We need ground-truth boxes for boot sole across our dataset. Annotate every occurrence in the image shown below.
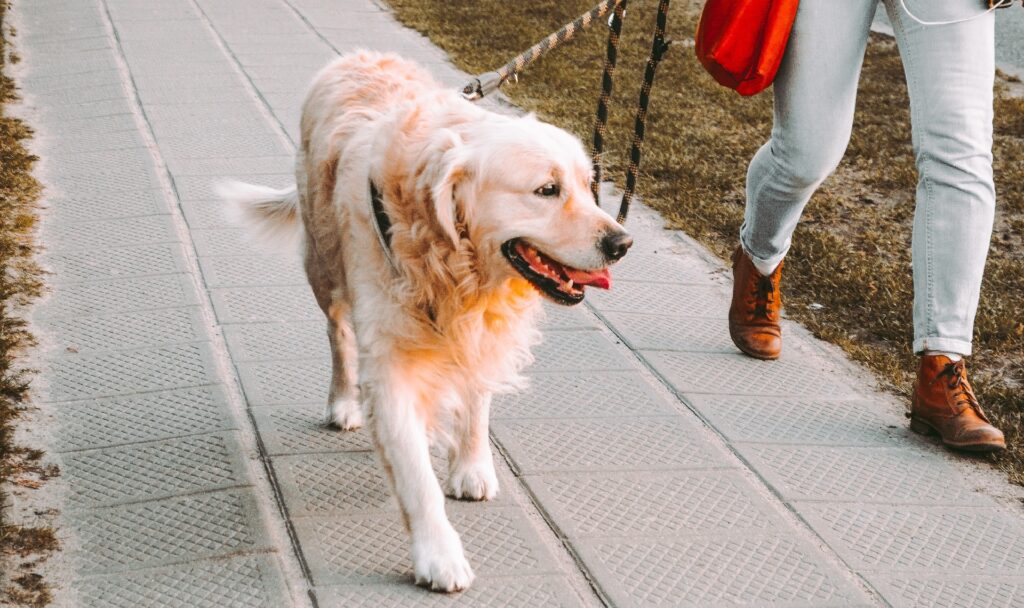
[909,416,1006,453]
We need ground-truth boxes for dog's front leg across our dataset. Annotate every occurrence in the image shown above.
[447,391,499,501]
[365,373,474,592]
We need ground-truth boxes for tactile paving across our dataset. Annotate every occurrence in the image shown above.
[599,311,735,352]
[588,282,729,317]
[689,395,904,445]
[611,252,720,285]
[43,307,207,354]
[46,244,189,283]
[45,215,178,251]
[491,416,727,473]
[527,330,635,372]
[189,228,254,257]
[222,320,328,362]
[236,358,330,405]
[802,504,1024,573]
[643,351,857,397]
[577,533,868,607]
[73,555,289,608]
[316,576,584,608]
[250,405,373,455]
[492,371,678,419]
[740,445,990,505]
[52,385,234,452]
[180,199,236,229]
[540,302,596,329]
[525,470,778,539]
[198,254,305,287]
[36,274,199,319]
[210,286,322,323]
[295,507,558,585]
[44,187,167,223]
[71,489,270,576]
[866,574,1024,608]
[276,452,395,517]
[59,432,248,509]
[43,342,219,402]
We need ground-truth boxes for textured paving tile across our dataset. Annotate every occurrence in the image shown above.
[42,343,220,402]
[588,282,728,316]
[52,385,235,452]
[611,251,719,285]
[44,187,168,223]
[250,405,373,455]
[576,533,870,607]
[316,576,584,608]
[198,253,305,287]
[801,504,1024,574]
[36,274,200,319]
[236,358,330,406]
[739,445,992,505]
[865,573,1024,608]
[58,432,250,509]
[689,394,905,446]
[599,311,735,352]
[70,489,271,576]
[541,302,596,329]
[209,285,322,323]
[294,507,561,585]
[491,417,730,474]
[493,371,678,419]
[45,244,191,284]
[190,228,253,257]
[73,555,290,608]
[528,329,636,372]
[43,306,208,354]
[44,215,179,251]
[644,350,858,397]
[525,470,780,539]
[222,320,328,362]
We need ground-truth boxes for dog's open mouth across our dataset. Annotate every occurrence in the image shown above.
[502,239,611,305]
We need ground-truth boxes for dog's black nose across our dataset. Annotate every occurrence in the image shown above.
[600,231,633,262]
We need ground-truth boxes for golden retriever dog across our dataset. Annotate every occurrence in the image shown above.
[219,51,632,592]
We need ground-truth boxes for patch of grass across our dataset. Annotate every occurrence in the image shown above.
[1,1,55,605]
[387,1,1024,480]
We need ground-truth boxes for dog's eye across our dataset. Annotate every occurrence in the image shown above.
[534,183,560,197]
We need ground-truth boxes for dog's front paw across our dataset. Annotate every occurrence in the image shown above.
[446,459,499,501]
[323,397,363,430]
[412,526,475,592]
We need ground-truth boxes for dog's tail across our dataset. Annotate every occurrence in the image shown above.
[216,180,303,251]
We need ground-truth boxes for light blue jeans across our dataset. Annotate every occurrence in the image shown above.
[740,0,996,355]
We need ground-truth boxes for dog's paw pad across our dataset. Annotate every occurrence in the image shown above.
[323,399,363,431]
[446,462,499,501]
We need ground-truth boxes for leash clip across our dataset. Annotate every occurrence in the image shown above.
[461,71,502,101]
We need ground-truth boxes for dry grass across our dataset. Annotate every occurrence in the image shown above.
[1,1,56,605]
[386,0,1024,481]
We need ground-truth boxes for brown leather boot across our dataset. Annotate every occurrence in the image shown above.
[728,246,782,360]
[909,355,1005,452]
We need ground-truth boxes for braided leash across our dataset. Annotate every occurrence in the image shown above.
[591,1,629,202]
[461,0,625,101]
[462,0,673,225]
[618,0,672,223]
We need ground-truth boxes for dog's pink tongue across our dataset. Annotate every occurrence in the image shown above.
[565,267,611,290]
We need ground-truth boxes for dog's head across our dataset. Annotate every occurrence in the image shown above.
[426,112,632,305]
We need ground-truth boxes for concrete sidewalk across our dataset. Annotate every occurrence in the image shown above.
[10,0,1024,606]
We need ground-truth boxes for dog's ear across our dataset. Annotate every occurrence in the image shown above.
[430,130,468,245]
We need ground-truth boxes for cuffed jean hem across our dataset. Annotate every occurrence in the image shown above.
[739,235,788,275]
[913,336,973,357]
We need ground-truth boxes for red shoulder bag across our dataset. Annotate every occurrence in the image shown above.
[694,0,800,96]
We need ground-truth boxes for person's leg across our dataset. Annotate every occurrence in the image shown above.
[741,0,879,271]
[731,0,878,360]
[885,0,1003,451]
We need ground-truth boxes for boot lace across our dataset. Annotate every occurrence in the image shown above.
[936,360,982,414]
[751,275,775,320]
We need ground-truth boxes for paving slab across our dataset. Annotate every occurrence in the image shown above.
[13,0,1024,606]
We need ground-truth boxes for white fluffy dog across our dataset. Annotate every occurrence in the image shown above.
[219,51,632,592]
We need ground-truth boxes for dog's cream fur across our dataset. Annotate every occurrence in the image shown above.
[219,51,627,592]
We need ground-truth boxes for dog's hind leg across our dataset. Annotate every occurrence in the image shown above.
[446,391,499,501]
[324,298,362,430]
[366,369,475,592]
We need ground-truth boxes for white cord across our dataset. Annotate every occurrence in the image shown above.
[898,0,1010,26]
